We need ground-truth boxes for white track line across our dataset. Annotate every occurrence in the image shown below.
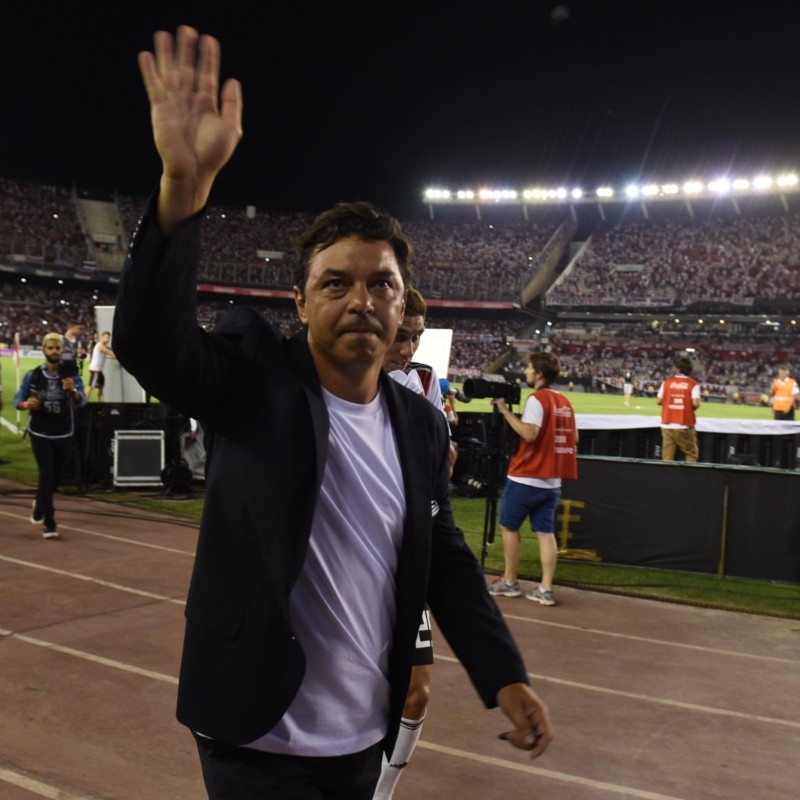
[0,553,187,603]
[502,611,800,665]
[0,765,98,800]
[434,654,800,731]
[417,741,690,800]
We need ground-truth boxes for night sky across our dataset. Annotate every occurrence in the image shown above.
[3,1,799,219]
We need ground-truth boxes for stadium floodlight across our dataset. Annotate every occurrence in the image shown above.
[480,188,517,201]
[523,188,550,200]
[423,168,800,207]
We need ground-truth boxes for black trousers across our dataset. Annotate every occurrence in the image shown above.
[194,734,383,800]
[30,434,72,529]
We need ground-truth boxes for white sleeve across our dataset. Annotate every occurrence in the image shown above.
[423,366,446,418]
[521,395,543,426]
[388,369,424,395]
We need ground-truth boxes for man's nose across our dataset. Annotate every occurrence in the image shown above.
[397,339,414,358]
[348,285,374,313]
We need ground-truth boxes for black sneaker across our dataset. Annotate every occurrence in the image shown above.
[42,526,59,539]
[31,500,44,525]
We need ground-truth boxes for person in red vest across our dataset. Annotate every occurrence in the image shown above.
[487,352,578,607]
[657,356,701,462]
[769,365,799,420]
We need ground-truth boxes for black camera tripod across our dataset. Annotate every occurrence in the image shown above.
[479,406,512,569]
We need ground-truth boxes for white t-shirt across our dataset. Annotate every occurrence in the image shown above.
[247,387,405,756]
[89,341,108,372]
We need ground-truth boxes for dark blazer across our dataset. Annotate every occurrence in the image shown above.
[113,199,529,753]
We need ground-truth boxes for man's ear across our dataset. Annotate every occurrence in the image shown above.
[293,285,308,325]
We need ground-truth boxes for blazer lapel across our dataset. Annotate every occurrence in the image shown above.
[286,331,329,485]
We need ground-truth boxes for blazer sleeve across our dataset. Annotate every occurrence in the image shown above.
[112,192,270,422]
[424,410,530,708]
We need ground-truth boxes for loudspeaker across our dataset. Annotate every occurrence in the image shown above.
[113,430,164,487]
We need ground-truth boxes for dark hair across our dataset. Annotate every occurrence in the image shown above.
[404,285,426,319]
[675,356,693,375]
[529,351,561,385]
[293,201,413,290]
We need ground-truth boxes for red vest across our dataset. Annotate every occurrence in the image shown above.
[660,375,698,427]
[507,389,578,480]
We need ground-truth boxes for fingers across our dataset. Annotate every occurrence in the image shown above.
[138,26,201,97]
[499,723,552,758]
[197,32,220,109]
[175,25,200,91]
[220,79,244,138]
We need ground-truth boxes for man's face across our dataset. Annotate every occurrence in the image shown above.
[43,340,63,364]
[383,314,425,373]
[779,368,789,379]
[524,362,538,386]
[294,236,406,374]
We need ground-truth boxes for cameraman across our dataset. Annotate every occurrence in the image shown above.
[14,331,87,538]
[487,352,578,607]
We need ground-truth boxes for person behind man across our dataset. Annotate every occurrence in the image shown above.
[656,356,701,462]
[769,364,799,421]
[487,352,578,607]
[13,332,87,538]
[442,383,459,430]
[61,322,87,377]
[374,285,446,800]
[623,369,633,406]
[112,26,552,800]
[87,331,115,402]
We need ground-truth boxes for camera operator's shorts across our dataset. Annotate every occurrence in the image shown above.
[499,478,561,534]
[88,370,105,389]
[413,604,434,666]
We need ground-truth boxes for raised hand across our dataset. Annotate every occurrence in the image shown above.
[138,26,243,234]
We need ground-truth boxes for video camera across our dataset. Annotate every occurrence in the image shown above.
[461,377,521,405]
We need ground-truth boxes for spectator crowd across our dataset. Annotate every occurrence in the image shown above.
[2,175,800,399]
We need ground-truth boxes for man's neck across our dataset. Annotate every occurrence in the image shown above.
[316,362,382,404]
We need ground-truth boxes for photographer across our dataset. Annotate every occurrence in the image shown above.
[487,352,578,607]
[14,332,87,538]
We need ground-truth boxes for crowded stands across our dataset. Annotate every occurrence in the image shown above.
[2,175,800,399]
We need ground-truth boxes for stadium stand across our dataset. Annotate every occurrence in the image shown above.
[2,176,800,401]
